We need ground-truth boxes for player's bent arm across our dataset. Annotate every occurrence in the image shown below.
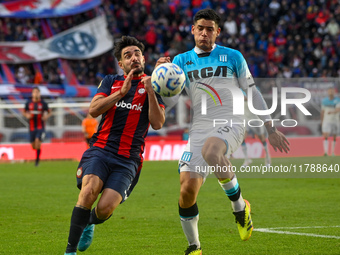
[246,86,290,153]
[90,69,136,117]
[89,92,123,118]
[246,85,271,122]
[264,122,290,153]
[162,94,180,113]
[24,111,32,119]
[148,97,165,130]
[43,110,53,121]
[327,107,340,114]
[141,76,165,130]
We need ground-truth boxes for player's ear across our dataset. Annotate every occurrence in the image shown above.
[191,25,195,35]
[216,27,221,37]
[118,61,123,69]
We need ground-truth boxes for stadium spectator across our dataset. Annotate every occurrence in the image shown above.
[15,66,31,84]
[33,70,44,85]
[24,87,52,166]
[327,18,340,37]
[64,36,166,255]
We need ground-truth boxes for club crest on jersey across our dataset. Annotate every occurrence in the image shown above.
[219,55,228,62]
[138,88,146,95]
[76,167,83,178]
[181,151,192,162]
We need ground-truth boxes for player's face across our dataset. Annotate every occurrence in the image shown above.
[119,46,145,76]
[32,88,40,101]
[328,88,335,98]
[192,19,220,52]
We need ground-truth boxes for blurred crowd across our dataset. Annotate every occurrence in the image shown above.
[1,0,340,86]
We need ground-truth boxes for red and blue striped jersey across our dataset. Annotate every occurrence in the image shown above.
[90,74,165,161]
[24,99,50,131]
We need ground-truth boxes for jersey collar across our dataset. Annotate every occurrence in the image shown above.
[194,44,216,54]
[123,73,147,80]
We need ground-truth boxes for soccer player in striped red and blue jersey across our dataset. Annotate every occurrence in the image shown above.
[64,36,166,255]
[24,86,51,166]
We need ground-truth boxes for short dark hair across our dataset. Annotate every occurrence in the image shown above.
[194,8,221,26]
[32,86,40,91]
[113,36,145,61]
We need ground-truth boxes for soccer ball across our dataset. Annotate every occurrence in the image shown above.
[151,63,186,97]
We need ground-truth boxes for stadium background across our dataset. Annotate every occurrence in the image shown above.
[0,0,339,160]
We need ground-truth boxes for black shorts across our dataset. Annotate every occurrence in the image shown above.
[29,129,45,143]
[76,147,141,203]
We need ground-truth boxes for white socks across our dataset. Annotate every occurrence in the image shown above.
[180,215,200,247]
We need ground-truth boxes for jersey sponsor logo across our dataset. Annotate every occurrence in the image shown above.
[187,66,228,82]
[115,100,143,111]
[30,110,41,114]
[184,60,194,66]
[219,54,228,62]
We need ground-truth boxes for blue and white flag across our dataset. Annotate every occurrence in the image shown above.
[0,15,113,63]
[0,0,101,18]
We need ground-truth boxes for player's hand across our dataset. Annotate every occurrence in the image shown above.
[25,113,32,119]
[155,57,170,67]
[268,130,290,153]
[141,76,154,94]
[121,68,137,96]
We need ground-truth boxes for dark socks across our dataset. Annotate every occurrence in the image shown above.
[89,207,111,225]
[65,207,91,253]
[35,149,41,165]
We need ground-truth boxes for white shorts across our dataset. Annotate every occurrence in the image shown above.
[178,125,245,178]
[322,122,339,135]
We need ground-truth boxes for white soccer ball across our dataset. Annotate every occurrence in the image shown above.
[151,63,186,97]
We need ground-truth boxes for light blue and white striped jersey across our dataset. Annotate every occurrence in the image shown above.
[321,96,340,123]
[173,44,254,130]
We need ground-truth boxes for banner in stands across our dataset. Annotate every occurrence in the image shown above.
[0,15,113,63]
[0,0,101,18]
[0,137,337,162]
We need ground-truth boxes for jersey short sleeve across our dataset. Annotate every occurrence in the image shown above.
[96,75,117,97]
[42,100,49,112]
[233,50,255,90]
[24,101,29,112]
[172,55,183,69]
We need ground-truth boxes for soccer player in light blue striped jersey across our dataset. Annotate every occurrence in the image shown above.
[160,9,290,255]
[321,87,340,156]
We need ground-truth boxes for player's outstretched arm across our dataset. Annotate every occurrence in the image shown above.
[265,122,290,153]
